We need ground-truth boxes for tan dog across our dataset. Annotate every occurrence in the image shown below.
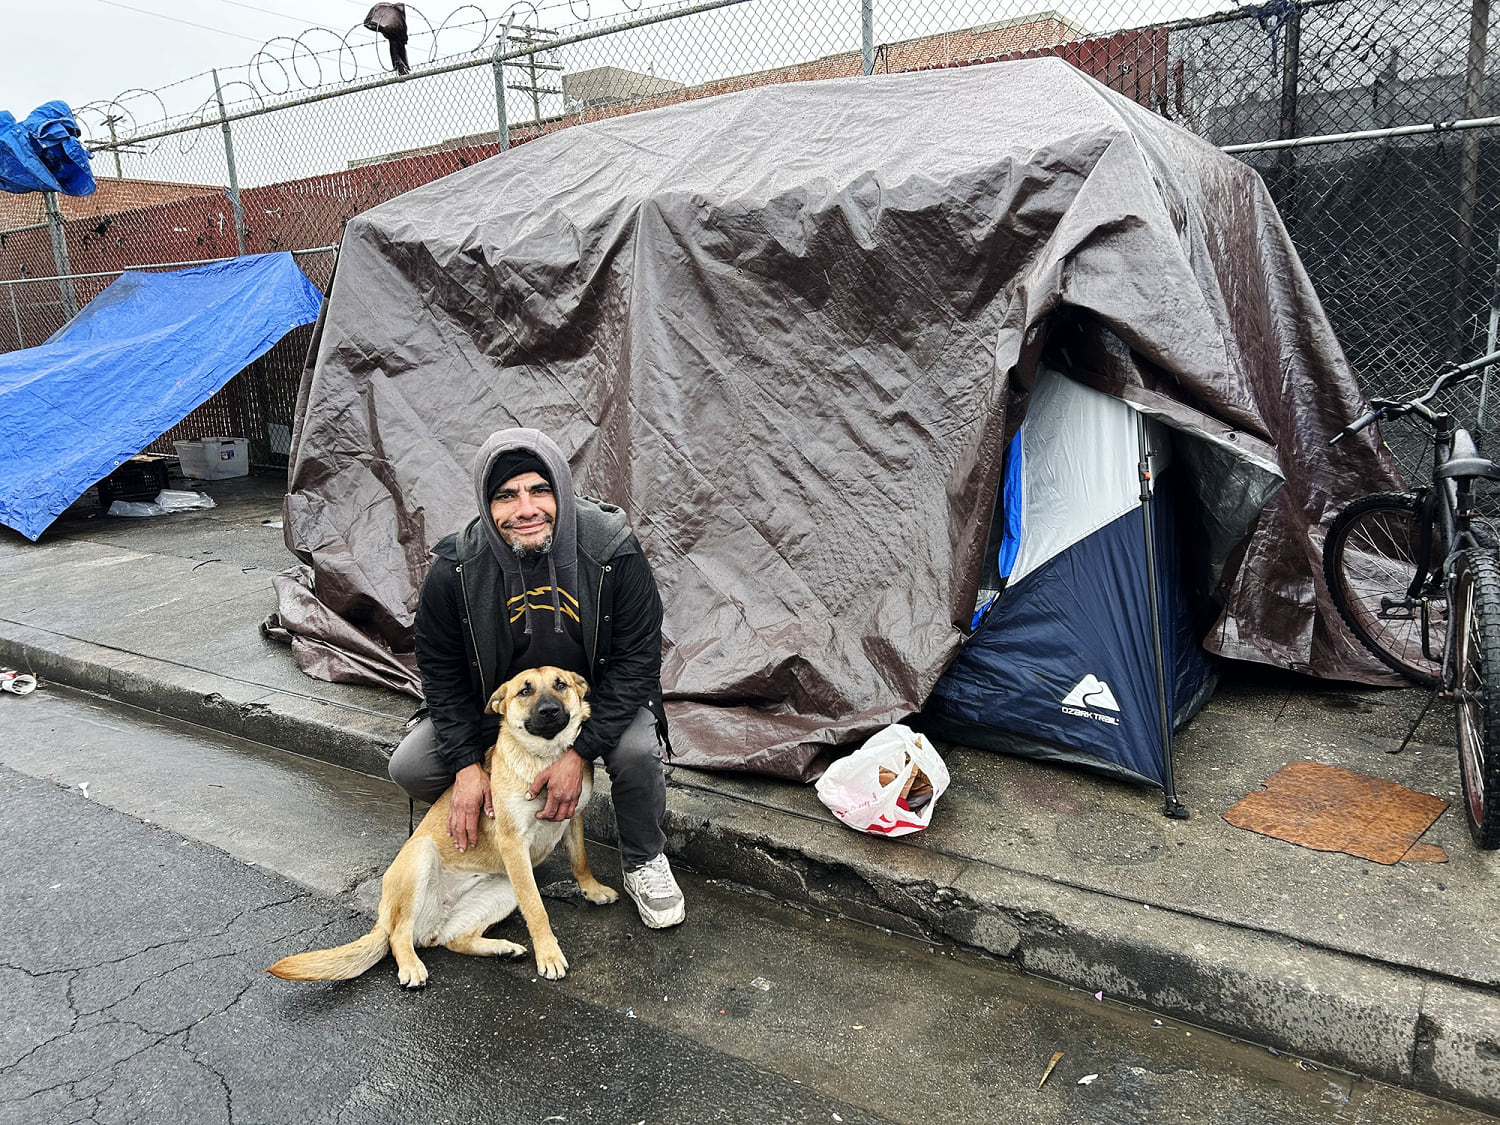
[269,667,616,987]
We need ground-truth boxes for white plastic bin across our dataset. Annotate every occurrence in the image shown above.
[174,437,250,480]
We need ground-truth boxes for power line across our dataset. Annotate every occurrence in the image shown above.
[88,0,268,44]
[206,0,345,28]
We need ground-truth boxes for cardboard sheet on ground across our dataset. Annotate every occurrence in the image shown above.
[1224,760,1448,864]
[0,253,322,541]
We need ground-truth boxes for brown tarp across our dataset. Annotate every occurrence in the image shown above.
[271,59,1398,779]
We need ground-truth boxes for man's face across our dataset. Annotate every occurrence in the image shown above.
[490,471,557,555]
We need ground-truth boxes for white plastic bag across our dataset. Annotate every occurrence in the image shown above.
[815,723,950,836]
[106,490,217,519]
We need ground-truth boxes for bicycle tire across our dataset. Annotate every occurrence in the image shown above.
[1323,492,1445,688]
[1451,551,1500,848]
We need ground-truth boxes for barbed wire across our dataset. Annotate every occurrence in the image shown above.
[73,0,665,152]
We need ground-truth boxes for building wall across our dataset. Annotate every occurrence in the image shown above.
[0,176,222,234]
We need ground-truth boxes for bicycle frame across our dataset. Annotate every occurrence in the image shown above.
[1331,351,1500,670]
[1329,350,1500,846]
[1363,357,1500,680]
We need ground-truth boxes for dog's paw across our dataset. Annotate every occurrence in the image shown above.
[492,939,527,958]
[582,882,618,905]
[397,957,429,989]
[535,942,569,980]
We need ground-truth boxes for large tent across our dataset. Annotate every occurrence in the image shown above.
[272,59,1396,781]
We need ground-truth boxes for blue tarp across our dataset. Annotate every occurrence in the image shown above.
[0,253,323,540]
[0,101,95,196]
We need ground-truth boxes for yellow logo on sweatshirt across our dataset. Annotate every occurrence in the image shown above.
[507,586,580,624]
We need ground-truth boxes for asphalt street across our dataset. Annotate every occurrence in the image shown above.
[0,686,1491,1124]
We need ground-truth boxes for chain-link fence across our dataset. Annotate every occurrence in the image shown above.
[3,0,1498,475]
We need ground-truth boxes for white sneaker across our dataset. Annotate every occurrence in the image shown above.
[622,853,685,928]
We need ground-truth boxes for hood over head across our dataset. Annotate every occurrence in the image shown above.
[472,428,578,636]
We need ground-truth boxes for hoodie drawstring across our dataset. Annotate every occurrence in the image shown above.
[547,553,564,633]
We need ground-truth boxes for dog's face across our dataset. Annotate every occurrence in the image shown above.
[484,666,590,751]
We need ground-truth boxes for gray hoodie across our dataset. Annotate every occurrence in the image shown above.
[473,428,579,641]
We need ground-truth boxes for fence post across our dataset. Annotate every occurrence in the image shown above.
[1454,0,1491,358]
[213,69,249,256]
[1272,3,1302,219]
[42,192,78,321]
[7,283,24,349]
[861,0,874,75]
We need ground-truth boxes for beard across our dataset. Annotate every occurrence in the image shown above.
[506,532,555,561]
[501,514,555,561]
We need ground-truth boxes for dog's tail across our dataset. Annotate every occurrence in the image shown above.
[268,926,390,981]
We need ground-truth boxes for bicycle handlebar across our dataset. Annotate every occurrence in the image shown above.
[1332,408,1382,444]
[1331,349,1500,445]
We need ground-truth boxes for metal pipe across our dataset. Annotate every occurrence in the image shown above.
[1221,113,1500,153]
[42,192,78,321]
[213,69,249,256]
[862,0,874,76]
[1481,229,1500,432]
[8,283,23,350]
[0,245,337,288]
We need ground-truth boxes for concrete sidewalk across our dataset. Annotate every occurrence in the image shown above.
[1,472,1497,1113]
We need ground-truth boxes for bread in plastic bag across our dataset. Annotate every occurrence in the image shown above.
[814,723,949,836]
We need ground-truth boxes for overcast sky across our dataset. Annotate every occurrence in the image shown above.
[3,0,1244,125]
[1,0,666,121]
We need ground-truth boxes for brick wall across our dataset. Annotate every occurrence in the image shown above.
[0,176,223,234]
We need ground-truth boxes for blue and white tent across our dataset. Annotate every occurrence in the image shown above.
[921,364,1268,810]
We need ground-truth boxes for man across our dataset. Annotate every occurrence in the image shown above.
[388,427,684,928]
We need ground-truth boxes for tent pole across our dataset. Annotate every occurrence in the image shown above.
[1137,412,1189,819]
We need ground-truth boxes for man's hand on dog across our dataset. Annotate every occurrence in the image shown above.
[528,748,586,821]
[448,762,494,852]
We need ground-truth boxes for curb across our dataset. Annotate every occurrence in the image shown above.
[0,620,399,776]
[5,621,1497,1114]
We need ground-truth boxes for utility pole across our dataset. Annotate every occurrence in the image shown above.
[509,27,562,128]
[103,115,125,178]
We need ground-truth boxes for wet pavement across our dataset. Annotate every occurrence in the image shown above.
[0,472,1497,1113]
[1,688,1492,1125]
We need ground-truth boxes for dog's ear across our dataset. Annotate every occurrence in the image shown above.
[567,670,590,699]
[483,684,510,715]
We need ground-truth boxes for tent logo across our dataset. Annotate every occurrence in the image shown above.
[1060,675,1121,726]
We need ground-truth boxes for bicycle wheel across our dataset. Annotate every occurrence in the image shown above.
[1323,492,1445,687]
[1451,551,1500,848]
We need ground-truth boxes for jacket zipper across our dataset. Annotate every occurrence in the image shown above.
[456,563,487,691]
[592,564,609,672]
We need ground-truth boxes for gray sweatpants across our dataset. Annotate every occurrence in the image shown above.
[388,705,667,870]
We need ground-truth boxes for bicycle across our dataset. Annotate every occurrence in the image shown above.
[1322,348,1500,849]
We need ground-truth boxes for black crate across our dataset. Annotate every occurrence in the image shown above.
[96,455,172,507]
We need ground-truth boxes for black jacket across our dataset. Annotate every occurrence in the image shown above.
[414,495,669,772]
